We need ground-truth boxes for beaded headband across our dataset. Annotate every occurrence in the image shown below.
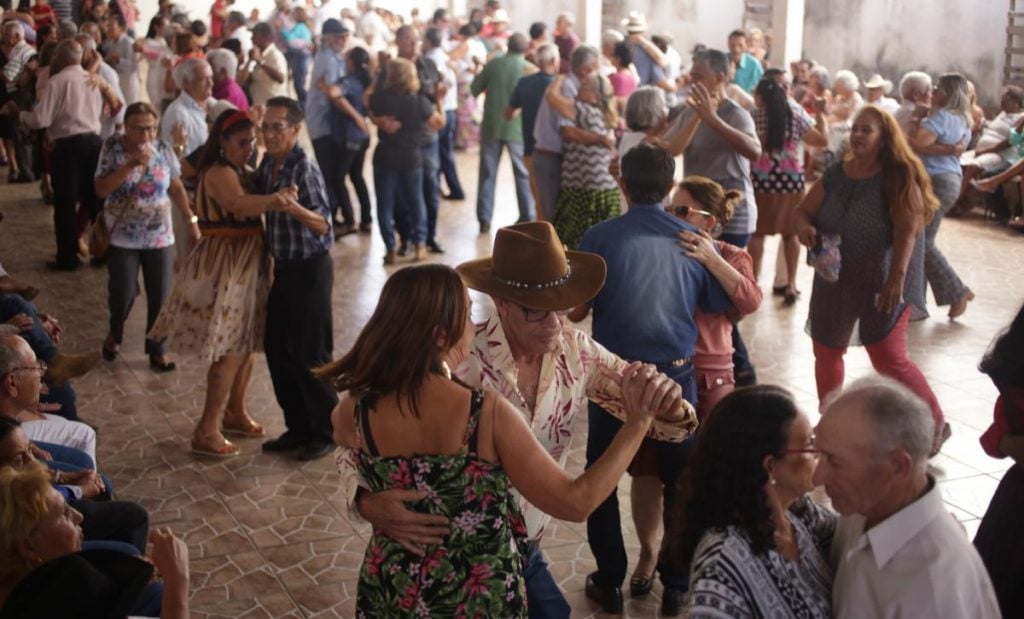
[493,264,573,290]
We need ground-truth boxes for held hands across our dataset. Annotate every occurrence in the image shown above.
[606,362,681,425]
[678,229,718,265]
[358,488,450,556]
[270,185,299,210]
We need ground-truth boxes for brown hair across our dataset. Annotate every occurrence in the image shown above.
[851,105,939,220]
[385,57,420,95]
[0,463,53,579]
[314,265,469,418]
[124,101,159,125]
[677,176,741,223]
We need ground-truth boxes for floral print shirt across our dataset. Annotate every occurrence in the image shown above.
[95,135,181,250]
[337,314,698,541]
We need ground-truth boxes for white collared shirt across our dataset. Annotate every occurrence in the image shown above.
[831,477,1002,619]
[160,92,214,156]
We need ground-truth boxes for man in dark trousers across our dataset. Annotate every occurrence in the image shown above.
[255,96,338,461]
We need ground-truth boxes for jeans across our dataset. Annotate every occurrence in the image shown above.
[421,139,441,244]
[107,245,174,357]
[585,363,696,593]
[288,50,311,109]
[524,544,571,618]
[476,138,535,225]
[924,172,968,306]
[438,110,464,197]
[531,151,562,222]
[813,307,944,427]
[265,252,338,444]
[374,164,426,249]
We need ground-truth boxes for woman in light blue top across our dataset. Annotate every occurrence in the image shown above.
[908,73,974,319]
[281,6,313,108]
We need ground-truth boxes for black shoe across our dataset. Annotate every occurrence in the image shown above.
[426,240,445,254]
[148,355,177,373]
[397,240,409,256]
[479,221,491,234]
[46,259,81,272]
[661,588,685,617]
[629,574,654,597]
[296,440,335,461]
[261,434,306,453]
[585,572,623,614]
[443,192,465,201]
[771,285,787,297]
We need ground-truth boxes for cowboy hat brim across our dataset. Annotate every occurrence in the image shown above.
[457,250,607,311]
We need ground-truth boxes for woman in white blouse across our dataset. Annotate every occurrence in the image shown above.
[669,386,835,618]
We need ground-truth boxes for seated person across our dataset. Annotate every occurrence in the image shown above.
[815,376,1001,618]
[0,417,149,553]
[0,328,97,463]
[956,86,1024,213]
[0,464,190,618]
[669,386,834,617]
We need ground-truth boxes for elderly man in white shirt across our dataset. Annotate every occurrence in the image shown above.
[161,58,216,157]
[74,34,125,138]
[814,375,1001,619]
[894,71,933,136]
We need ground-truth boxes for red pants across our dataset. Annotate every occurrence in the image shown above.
[812,308,944,427]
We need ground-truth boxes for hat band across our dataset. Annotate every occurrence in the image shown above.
[494,264,572,290]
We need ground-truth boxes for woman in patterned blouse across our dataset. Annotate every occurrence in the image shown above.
[668,386,836,618]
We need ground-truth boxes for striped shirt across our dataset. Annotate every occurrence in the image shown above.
[256,144,333,261]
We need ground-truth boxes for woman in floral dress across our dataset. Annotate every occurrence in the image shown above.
[320,264,668,617]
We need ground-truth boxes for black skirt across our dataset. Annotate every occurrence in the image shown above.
[974,463,1024,618]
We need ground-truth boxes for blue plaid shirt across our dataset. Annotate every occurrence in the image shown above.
[256,144,333,261]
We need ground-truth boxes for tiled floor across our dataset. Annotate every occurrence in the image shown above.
[1,150,1021,617]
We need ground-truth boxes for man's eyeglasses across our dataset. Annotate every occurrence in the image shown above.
[260,122,293,134]
[12,361,47,376]
[670,205,715,219]
[520,306,570,323]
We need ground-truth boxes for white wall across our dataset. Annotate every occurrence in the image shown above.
[802,0,1006,107]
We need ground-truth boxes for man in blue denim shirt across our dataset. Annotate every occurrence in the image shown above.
[574,142,733,615]
[255,97,338,462]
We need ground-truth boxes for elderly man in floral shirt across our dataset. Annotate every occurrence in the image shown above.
[336,221,697,619]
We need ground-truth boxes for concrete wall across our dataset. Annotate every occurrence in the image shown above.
[802,0,1006,107]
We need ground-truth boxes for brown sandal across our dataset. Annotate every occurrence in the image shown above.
[222,415,265,438]
[191,431,240,458]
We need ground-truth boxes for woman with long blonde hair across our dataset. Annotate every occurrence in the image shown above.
[794,104,949,456]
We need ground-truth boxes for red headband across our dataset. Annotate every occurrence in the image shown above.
[221,110,251,133]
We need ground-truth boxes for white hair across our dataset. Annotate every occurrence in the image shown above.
[0,328,25,378]
[829,375,935,469]
[206,48,238,80]
[601,29,624,48]
[833,69,859,92]
[558,11,575,25]
[535,42,558,67]
[899,71,932,100]
[174,57,211,89]
[2,21,23,40]
[809,65,830,89]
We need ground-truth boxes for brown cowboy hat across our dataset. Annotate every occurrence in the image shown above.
[457,222,607,311]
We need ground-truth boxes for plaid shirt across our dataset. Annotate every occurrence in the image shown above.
[256,144,333,261]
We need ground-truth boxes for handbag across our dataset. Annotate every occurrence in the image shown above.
[88,202,130,259]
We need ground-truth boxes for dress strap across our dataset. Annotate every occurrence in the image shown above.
[354,396,381,457]
[461,390,485,454]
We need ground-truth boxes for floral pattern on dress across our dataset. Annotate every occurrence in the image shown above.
[354,391,529,618]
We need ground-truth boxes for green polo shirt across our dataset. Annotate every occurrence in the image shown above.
[471,52,532,143]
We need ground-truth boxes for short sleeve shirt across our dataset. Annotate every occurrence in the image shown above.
[920,109,971,177]
[630,44,665,87]
[249,44,290,106]
[674,98,758,235]
[732,52,763,94]
[752,99,815,179]
[95,135,181,250]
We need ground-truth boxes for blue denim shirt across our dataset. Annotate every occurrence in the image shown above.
[257,144,333,261]
[578,203,733,363]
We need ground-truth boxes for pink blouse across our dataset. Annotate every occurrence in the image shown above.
[694,242,762,369]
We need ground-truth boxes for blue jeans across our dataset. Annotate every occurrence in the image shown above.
[374,164,426,250]
[287,50,310,109]
[524,544,571,618]
[585,363,696,593]
[421,139,441,244]
[438,110,464,197]
[476,138,535,224]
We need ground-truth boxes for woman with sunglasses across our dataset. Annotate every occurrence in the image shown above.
[667,386,835,618]
[149,110,295,457]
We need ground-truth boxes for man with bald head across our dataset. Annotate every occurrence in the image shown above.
[11,39,121,270]
[814,376,1000,618]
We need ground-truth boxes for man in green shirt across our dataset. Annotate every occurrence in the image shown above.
[471,33,537,232]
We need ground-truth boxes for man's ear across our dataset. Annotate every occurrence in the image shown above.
[888,448,915,480]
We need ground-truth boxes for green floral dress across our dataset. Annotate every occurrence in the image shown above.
[354,390,530,618]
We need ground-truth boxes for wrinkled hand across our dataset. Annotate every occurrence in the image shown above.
[679,229,718,265]
[687,83,719,124]
[271,186,298,208]
[606,362,677,426]
[797,222,818,248]
[170,123,188,151]
[875,276,904,314]
[149,528,189,586]
[5,312,32,330]
[358,488,450,556]
[29,443,52,461]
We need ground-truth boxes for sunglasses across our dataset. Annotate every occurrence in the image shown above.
[670,205,715,219]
